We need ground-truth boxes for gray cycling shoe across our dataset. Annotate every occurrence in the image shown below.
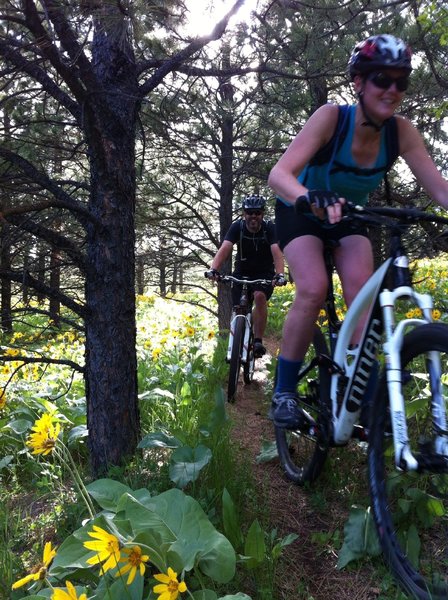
[270,391,306,429]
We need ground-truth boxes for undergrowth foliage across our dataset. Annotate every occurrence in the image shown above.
[2,258,447,599]
[1,294,294,600]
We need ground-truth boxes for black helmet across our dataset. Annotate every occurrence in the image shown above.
[348,34,412,79]
[242,194,266,210]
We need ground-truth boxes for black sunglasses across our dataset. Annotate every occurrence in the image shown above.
[245,209,263,216]
[367,71,409,92]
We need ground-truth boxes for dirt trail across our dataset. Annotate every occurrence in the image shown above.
[226,336,384,600]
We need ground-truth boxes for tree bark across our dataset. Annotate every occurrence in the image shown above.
[82,9,141,474]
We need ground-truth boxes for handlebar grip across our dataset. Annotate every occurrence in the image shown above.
[295,196,310,215]
[205,269,222,281]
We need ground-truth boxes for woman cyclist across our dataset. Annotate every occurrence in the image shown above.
[268,34,448,429]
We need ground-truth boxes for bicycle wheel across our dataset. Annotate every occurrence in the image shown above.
[369,323,448,599]
[243,327,255,384]
[227,316,245,402]
[275,327,331,485]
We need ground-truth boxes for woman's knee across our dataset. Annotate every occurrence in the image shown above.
[293,281,327,310]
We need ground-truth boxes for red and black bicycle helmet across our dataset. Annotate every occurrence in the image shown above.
[349,34,412,79]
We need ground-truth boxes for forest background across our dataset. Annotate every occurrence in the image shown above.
[0,1,448,598]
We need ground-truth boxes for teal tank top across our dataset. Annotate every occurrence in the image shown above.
[296,105,389,206]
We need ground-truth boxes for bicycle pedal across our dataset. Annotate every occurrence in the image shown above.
[351,425,368,442]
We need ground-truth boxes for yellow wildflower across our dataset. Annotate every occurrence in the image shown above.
[185,326,195,337]
[27,413,61,456]
[153,567,187,600]
[115,545,149,585]
[12,541,57,590]
[0,389,5,409]
[52,580,87,600]
[207,330,215,340]
[83,525,121,573]
[152,347,162,360]
[4,348,20,356]
[432,309,442,320]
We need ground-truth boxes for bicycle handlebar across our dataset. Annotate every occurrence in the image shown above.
[204,272,276,286]
[295,196,448,228]
[342,202,448,227]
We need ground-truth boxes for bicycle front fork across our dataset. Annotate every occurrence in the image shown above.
[226,312,252,363]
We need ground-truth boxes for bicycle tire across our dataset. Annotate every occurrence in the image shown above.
[227,316,245,402]
[243,327,255,384]
[369,323,448,599]
[275,327,331,485]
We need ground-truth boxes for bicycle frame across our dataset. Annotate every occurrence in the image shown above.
[221,275,274,363]
[227,310,252,364]
[328,229,448,470]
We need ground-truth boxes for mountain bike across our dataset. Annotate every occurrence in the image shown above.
[205,273,278,402]
[274,203,448,599]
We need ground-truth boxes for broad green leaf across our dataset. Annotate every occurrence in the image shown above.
[50,528,98,572]
[5,418,32,434]
[116,488,153,512]
[86,478,133,511]
[398,498,412,515]
[191,591,218,600]
[51,515,124,573]
[427,496,445,517]
[337,506,380,569]
[121,488,235,583]
[244,519,266,569]
[218,595,253,600]
[272,533,299,560]
[0,455,14,469]
[404,524,421,568]
[256,441,278,463]
[169,444,212,488]
[95,566,144,600]
[149,388,175,399]
[138,431,182,449]
[222,488,243,550]
[181,380,191,399]
[201,388,228,435]
[67,424,88,445]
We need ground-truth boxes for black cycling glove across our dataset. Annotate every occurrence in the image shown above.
[295,190,341,213]
[273,273,287,286]
[205,268,221,280]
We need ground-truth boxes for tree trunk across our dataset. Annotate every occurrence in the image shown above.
[49,246,61,327]
[83,12,141,475]
[0,224,12,333]
[136,255,145,296]
[217,46,235,332]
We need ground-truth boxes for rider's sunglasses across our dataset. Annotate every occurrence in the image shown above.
[367,71,409,92]
[245,209,263,216]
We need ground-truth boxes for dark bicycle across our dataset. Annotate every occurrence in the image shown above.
[206,273,279,402]
[274,203,448,599]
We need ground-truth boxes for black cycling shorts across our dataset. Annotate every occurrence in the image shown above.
[275,200,369,251]
[231,272,274,306]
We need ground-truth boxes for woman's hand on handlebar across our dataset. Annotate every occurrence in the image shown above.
[295,190,346,224]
